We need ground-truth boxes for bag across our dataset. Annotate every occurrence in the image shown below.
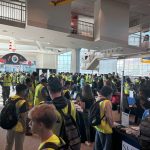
[89,98,105,126]
[58,101,81,150]
[0,97,21,129]
[40,137,66,150]
[139,113,150,150]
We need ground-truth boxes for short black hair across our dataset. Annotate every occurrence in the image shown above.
[41,78,47,83]
[48,77,62,93]
[100,86,112,97]
[16,84,27,94]
[26,78,32,84]
[32,72,38,77]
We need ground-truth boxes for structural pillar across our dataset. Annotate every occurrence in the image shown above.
[94,0,129,44]
[71,49,81,73]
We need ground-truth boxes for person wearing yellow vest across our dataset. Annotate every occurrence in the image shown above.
[5,84,28,150]
[2,73,12,105]
[48,77,81,150]
[63,81,71,100]
[124,78,131,95]
[28,104,65,150]
[25,78,34,109]
[34,78,49,106]
[94,86,114,150]
[25,77,34,136]
[29,104,65,150]
[31,72,39,97]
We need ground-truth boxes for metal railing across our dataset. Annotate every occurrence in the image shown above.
[71,20,94,38]
[0,0,26,23]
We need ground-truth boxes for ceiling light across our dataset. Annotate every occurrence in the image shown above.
[3,30,8,32]
[48,43,51,44]
[40,37,44,39]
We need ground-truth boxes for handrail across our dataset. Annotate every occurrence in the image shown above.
[0,0,26,23]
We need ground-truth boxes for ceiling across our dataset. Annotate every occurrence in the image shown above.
[71,0,150,22]
[0,0,150,57]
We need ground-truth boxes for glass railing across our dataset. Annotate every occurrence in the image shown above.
[71,20,94,38]
[128,33,142,47]
[0,0,26,23]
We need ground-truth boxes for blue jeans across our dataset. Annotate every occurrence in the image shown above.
[94,131,112,150]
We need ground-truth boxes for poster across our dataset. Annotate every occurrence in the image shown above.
[122,141,139,150]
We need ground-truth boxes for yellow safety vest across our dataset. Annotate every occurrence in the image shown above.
[38,134,61,150]
[34,84,45,106]
[95,100,113,134]
[26,88,34,108]
[63,89,70,96]
[124,82,130,95]
[53,102,76,136]
[3,75,12,87]
[11,95,27,133]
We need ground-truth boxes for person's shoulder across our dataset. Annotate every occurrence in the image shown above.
[104,99,111,105]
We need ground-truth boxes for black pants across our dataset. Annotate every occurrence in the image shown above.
[2,86,10,105]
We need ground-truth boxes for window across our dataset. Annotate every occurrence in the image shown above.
[117,58,150,76]
[57,52,71,73]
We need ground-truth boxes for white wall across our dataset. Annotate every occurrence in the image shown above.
[27,0,71,32]
[42,54,57,69]
[99,59,117,74]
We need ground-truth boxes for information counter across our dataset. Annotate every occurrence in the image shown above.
[112,125,141,150]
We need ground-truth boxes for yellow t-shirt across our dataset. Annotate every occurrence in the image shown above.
[38,134,60,150]
[95,100,113,134]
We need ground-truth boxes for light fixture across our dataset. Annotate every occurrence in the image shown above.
[49,0,74,6]
[3,30,8,32]
[40,37,44,39]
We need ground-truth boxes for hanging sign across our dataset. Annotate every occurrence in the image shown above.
[49,0,74,6]
[141,56,150,64]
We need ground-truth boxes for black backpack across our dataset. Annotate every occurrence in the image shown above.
[139,114,150,150]
[0,97,22,130]
[57,101,81,150]
[89,98,105,126]
[39,137,66,150]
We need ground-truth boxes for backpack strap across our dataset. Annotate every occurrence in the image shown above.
[67,100,71,115]
[40,142,59,150]
[96,98,106,119]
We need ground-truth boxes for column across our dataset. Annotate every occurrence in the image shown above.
[94,0,129,44]
[71,49,81,73]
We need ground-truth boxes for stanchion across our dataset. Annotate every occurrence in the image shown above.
[120,59,125,121]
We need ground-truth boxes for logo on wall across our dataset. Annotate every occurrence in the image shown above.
[2,53,27,65]
[49,0,74,6]
[12,55,19,64]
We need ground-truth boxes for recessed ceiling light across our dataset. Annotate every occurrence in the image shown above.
[40,37,44,39]
[48,43,51,44]
[3,30,8,32]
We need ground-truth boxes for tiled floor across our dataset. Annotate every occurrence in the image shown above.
[0,128,93,150]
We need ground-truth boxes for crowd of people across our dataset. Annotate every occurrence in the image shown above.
[0,71,150,150]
